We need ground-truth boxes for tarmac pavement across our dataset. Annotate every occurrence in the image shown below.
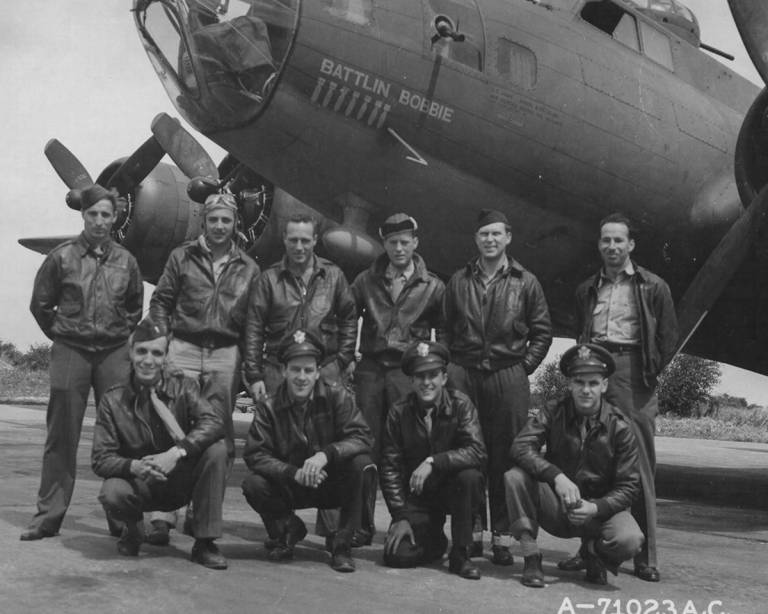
[1,404,766,614]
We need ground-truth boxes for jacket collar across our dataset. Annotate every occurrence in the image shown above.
[410,387,454,419]
[372,252,428,282]
[590,259,649,288]
[564,396,612,429]
[275,378,328,410]
[465,254,523,278]
[191,236,243,262]
[76,232,113,258]
[276,254,328,279]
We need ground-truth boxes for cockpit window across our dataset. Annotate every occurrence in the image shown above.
[135,0,299,132]
[581,0,640,52]
[639,21,673,70]
[322,0,372,26]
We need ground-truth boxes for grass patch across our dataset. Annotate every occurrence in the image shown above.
[0,367,49,402]
[658,405,768,443]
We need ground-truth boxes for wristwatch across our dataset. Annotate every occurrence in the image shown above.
[425,456,434,465]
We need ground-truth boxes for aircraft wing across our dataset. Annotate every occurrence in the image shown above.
[18,236,78,255]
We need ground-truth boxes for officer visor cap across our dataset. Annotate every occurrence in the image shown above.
[559,344,615,377]
[277,329,326,364]
[402,341,450,376]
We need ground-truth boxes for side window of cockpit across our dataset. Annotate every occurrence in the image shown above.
[496,39,537,90]
[427,0,485,71]
[581,0,640,52]
[322,0,373,26]
[639,21,673,70]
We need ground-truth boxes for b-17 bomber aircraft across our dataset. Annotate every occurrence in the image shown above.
[19,0,768,377]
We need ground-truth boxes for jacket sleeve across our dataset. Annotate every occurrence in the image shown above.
[431,395,487,472]
[654,279,679,372]
[430,278,447,344]
[379,407,409,521]
[91,394,134,479]
[178,378,225,456]
[148,250,182,331]
[243,273,270,384]
[442,274,458,349]
[29,253,61,340]
[323,388,373,465]
[350,273,366,317]
[573,281,588,343]
[242,403,299,483]
[511,404,563,485]
[125,254,144,331]
[522,275,553,374]
[332,272,357,369]
[592,421,641,519]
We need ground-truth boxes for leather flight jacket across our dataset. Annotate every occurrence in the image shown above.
[91,370,226,479]
[511,397,641,519]
[380,388,487,521]
[575,262,678,387]
[351,252,445,367]
[243,256,357,384]
[30,234,143,352]
[443,256,553,373]
[149,239,259,347]
[242,380,373,482]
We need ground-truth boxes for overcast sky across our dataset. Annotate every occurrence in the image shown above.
[1,1,765,401]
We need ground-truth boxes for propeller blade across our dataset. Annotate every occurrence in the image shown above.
[44,139,93,189]
[675,185,768,353]
[103,136,166,195]
[150,112,219,181]
[728,0,768,85]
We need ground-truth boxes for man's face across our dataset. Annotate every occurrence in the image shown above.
[568,373,608,415]
[81,200,117,245]
[283,355,320,401]
[598,222,635,270]
[130,336,169,386]
[204,208,235,248]
[383,231,418,270]
[283,222,317,267]
[411,367,448,405]
[474,222,511,260]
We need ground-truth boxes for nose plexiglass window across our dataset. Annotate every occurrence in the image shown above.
[136,0,298,130]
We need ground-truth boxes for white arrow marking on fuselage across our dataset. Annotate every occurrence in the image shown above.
[387,127,428,166]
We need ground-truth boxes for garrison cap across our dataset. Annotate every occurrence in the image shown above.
[203,193,238,216]
[559,344,615,377]
[277,329,325,364]
[80,184,117,211]
[131,317,169,344]
[401,341,450,376]
[379,213,418,239]
[475,208,509,231]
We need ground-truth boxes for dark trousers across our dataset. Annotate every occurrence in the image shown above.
[98,440,228,540]
[354,357,412,461]
[384,469,484,568]
[29,341,129,533]
[504,467,644,565]
[449,362,530,533]
[605,349,658,568]
[241,454,373,539]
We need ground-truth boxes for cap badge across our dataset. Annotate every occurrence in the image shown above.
[417,342,430,357]
[577,345,592,360]
[293,330,306,344]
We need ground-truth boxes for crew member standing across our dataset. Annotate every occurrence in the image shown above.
[565,212,678,582]
[351,213,445,461]
[147,192,259,544]
[443,208,552,564]
[22,184,143,540]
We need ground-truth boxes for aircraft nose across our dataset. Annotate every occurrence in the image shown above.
[134,0,298,131]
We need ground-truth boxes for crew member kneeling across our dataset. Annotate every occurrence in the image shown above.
[504,344,643,588]
[241,330,374,573]
[381,341,487,580]
[91,318,229,569]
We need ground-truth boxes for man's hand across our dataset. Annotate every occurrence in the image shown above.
[554,473,581,509]
[409,459,433,495]
[384,519,415,557]
[249,381,267,401]
[567,499,598,525]
[130,458,167,483]
[295,452,329,488]
[144,448,182,477]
